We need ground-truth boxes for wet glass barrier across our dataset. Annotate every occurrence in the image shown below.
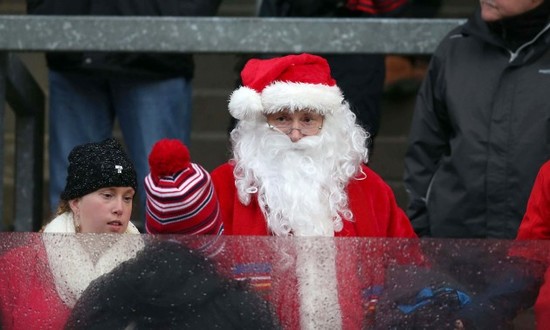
[0,233,547,329]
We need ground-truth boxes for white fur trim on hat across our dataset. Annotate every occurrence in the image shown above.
[228,86,264,121]
[262,82,343,115]
[229,83,344,121]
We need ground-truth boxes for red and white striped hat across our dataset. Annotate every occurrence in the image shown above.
[144,139,223,235]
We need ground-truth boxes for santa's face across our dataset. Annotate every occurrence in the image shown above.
[231,105,369,237]
[265,110,324,142]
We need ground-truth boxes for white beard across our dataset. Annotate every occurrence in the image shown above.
[255,133,335,236]
[231,107,369,237]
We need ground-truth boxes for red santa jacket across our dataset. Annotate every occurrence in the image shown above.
[0,237,70,330]
[210,163,419,329]
[517,160,550,329]
[211,163,417,238]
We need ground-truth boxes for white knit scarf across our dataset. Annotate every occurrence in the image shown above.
[42,212,143,308]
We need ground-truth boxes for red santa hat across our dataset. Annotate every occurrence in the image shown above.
[228,53,345,121]
[144,139,223,235]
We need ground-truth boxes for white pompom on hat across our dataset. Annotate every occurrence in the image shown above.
[228,53,344,121]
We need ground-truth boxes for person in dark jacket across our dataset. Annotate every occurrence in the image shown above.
[404,0,550,238]
[26,0,222,225]
[65,238,280,330]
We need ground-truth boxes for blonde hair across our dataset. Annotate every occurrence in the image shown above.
[39,199,73,232]
[55,199,72,216]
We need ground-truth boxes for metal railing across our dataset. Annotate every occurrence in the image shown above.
[0,15,464,231]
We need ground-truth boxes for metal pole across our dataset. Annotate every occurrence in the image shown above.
[0,53,6,231]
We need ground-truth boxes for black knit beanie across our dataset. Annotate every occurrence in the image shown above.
[60,138,137,201]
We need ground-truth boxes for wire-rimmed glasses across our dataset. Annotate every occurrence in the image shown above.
[267,113,323,136]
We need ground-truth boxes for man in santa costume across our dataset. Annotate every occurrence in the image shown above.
[144,53,425,329]
[145,53,417,238]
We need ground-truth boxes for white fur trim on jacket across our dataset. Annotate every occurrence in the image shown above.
[42,212,143,308]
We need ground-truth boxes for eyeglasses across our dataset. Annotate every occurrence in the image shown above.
[267,116,323,136]
[268,123,323,136]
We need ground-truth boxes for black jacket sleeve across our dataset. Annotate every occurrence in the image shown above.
[403,48,451,237]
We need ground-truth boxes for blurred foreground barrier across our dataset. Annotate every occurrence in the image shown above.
[0,16,464,231]
[0,234,547,329]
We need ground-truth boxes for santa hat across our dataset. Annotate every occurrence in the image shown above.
[228,53,344,121]
[144,139,223,235]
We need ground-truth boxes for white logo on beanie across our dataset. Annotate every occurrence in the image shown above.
[115,165,123,173]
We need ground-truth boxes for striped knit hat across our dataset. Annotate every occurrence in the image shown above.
[144,139,223,235]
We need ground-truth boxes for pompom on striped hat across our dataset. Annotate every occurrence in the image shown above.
[144,139,223,235]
